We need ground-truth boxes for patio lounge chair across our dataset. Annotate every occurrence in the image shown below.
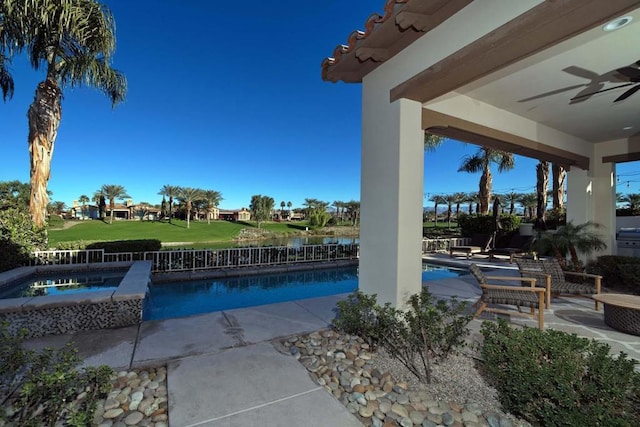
[449,234,493,259]
[515,257,602,310]
[469,264,547,330]
[488,234,535,263]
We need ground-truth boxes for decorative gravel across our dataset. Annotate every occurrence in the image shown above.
[280,329,532,427]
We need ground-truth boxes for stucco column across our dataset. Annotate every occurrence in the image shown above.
[566,159,615,258]
[359,87,424,308]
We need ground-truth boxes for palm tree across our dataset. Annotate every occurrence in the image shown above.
[424,133,444,151]
[504,191,520,215]
[202,190,223,224]
[536,160,550,227]
[346,200,360,226]
[177,187,203,229]
[452,192,467,219]
[101,184,129,224]
[518,193,537,219]
[0,53,14,101]
[444,194,457,228]
[1,0,127,228]
[535,221,607,271]
[93,190,106,220]
[551,163,566,212]
[158,185,179,223]
[621,193,640,213]
[466,192,478,214]
[458,147,515,214]
[428,194,445,226]
[287,201,292,215]
[78,194,90,219]
[280,201,286,219]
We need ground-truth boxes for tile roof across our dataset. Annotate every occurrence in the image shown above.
[321,0,472,83]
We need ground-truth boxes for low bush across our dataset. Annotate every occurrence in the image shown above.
[334,289,472,383]
[0,207,47,272]
[480,320,640,427]
[0,322,113,426]
[86,239,162,253]
[586,255,640,295]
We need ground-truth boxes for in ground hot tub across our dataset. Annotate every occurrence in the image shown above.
[0,261,151,339]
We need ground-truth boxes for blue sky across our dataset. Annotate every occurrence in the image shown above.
[2,1,639,210]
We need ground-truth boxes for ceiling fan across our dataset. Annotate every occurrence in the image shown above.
[570,60,640,103]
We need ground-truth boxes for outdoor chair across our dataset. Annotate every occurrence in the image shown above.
[449,234,493,259]
[469,264,547,330]
[515,257,602,310]
[488,234,535,263]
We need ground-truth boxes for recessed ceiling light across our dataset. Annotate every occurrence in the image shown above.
[603,16,633,32]
[623,126,633,130]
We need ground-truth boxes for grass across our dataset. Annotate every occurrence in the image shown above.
[47,219,357,248]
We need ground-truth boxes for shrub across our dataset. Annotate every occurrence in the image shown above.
[457,213,520,237]
[0,323,113,426]
[480,320,640,427]
[334,289,472,383]
[0,207,47,272]
[54,240,90,250]
[86,239,161,253]
[586,255,640,294]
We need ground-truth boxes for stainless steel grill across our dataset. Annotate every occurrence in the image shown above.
[617,228,640,257]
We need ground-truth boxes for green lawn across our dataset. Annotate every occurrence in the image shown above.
[47,219,319,248]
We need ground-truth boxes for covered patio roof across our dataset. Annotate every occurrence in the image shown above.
[323,0,640,165]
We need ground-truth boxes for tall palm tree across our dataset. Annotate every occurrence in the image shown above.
[444,194,457,228]
[202,190,223,224]
[551,163,566,212]
[458,147,515,214]
[424,133,444,151]
[78,194,90,219]
[346,200,360,226]
[280,201,286,219]
[504,191,520,215]
[158,185,179,223]
[536,160,550,227]
[452,192,467,219]
[0,53,14,101]
[428,194,445,226]
[518,193,537,219]
[1,0,127,228]
[466,192,478,214]
[101,184,129,224]
[177,187,203,229]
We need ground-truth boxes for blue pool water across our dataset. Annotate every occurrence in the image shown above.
[1,271,125,299]
[143,263,467,321]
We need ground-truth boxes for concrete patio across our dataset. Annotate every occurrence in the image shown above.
[21,261,640,426]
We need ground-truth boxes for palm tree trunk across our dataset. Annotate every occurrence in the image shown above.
[110,201,115,224]
[536,161,549,227]
[28,78,62,228]
[186,201,191,228]
[479,168,492,215]
[168,196,173,224]
[552,164,566,211]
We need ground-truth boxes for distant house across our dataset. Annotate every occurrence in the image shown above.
[70,200,98,220]
[218,208,251,222]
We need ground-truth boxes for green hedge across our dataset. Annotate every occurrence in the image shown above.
[457,213,520,237]
[586,255,640,295]
[481,320,640,426]
[86,239,162,253]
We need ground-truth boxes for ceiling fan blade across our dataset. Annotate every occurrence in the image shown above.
[570,83,633,103]
[518,84,586,102]
[563,66,600,81]
[569,83,605,103]
[616,66,640,81]
[614,84,640,102]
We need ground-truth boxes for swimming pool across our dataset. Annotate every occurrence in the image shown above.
[144,263,467,321]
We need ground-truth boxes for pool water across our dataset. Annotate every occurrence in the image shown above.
[144,263,467,321]
[0,271,125,299]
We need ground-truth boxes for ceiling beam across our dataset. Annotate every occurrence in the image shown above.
[392,0,640,103]
[422,109,589,170]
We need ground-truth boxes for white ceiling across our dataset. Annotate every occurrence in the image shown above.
[459,8,640,144]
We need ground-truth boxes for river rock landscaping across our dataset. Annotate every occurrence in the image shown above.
[279,329,531,427]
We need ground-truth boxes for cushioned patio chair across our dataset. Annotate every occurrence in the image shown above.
[515,257,602,310]
[449,234,493,259]
[469,264,547,330]
[488,234,535,263]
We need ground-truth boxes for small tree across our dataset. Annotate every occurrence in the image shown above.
[100,184,129,224]
[78,194,90,219]
[250,195,275,228]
